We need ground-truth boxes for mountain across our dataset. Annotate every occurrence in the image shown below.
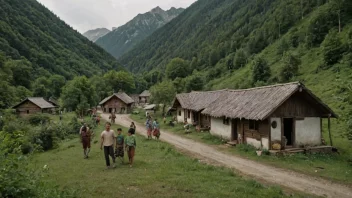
[0,0,122,79]
[0,0,124,108]
[83,28,111,42]
[119,0,352,144]
[95,6,184,59]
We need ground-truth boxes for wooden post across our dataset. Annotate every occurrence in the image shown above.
[328,114,333,146]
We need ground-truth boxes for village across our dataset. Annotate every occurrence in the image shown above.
[13,82,337,155]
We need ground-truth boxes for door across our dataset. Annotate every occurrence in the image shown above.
[231,119,238,141]
[283,118,294,146]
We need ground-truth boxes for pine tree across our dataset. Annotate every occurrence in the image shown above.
[279,52,301,82]
[322,30,344,65]
[252,57,271,83]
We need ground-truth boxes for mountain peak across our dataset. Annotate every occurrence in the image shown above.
[151,6,164,13]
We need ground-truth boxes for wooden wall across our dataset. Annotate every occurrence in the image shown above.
[16,101,42,115]
[241,119,270,141]
[271,92,322,117]
[200,114,211,127]
[102,96,131,113]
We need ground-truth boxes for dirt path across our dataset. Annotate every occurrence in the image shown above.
[101,113,352,198]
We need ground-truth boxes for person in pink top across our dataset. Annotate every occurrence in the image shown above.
[100,122,116,169]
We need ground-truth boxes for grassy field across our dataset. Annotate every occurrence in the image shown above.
[30,115,308,198]
[131,109,352,185]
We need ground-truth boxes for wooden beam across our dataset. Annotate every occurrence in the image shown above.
[328,115,333,146]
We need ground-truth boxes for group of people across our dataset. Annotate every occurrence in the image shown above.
[79,121,137,169]
[145,113,160,140]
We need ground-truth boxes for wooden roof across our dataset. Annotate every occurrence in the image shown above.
[13,97,55,109]
[99,92,135,105]
[173,82,337,120]
[139,90,151,97]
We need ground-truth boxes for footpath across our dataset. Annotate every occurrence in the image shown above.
[100,113,352,198]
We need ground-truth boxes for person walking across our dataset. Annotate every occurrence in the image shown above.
[115,128,125,164]
[80,123,90,159]
[100,122,116,169]
[130,122,136,135]
[152,119,160,140]
[125,129,136,168]
[146,119,152,139]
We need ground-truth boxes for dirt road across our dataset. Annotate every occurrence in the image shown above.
[101,113,352,198]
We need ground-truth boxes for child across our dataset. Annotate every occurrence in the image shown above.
[115,128,125,164]
[125,129,137,167]
[152,119,160,140]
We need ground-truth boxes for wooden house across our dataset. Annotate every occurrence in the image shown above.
[172,82,337,150]
[12,97,56,116]
[99,92,134,114]
[139,90,151,104]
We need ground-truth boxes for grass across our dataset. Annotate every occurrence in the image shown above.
[131,108,352,185]
[30,116,307,198]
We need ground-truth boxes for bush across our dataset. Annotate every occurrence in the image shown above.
[237,144,257,153]
[28,114,51,126]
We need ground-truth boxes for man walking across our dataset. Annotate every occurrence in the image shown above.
[80,123,90,159]
[100,122,116,169]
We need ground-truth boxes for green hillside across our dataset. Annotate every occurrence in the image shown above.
[120,0,352,149]
[0,0,124,108]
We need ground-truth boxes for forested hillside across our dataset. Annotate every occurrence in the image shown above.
[0,0,124,108]
[120,0,352,145]
[96,7,184,59]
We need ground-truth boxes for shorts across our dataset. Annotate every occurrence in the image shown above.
[115,146,124,157]
[82,137,90,149]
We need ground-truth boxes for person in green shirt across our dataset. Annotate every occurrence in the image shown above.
[115,128,124,164]
[125,128,137,167]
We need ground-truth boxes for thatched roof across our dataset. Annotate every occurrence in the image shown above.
[99,92,134,105]
[173,90,226,112]
[144,104,156,110]
[13,97,55,109]
[174,82,337,120]
[139,90,151,97]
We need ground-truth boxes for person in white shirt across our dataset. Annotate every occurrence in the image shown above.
[100,122,116,169]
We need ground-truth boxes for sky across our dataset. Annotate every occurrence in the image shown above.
[36,0,197,33]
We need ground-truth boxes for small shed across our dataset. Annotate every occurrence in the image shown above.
[12,97,56,116]
[99,92,134,114]
[139,90,151,104]
[144,104,156,116]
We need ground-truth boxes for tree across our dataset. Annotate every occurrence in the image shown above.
[252,57,271,83]
[173,77,186,93]
[103,70,135,93]
[166,58,189,80]
[150,81,176,115]
[233,49,247,69]
[322,30,345,65]
[48,75,66,98]
[279,52,301,82]
[185,75,204,92]
[209,49,220,66]
[5,59,33,88]
[89,75,111,101]
[32,77,50,98]
[277,38,290,56]
[61,76,98,111]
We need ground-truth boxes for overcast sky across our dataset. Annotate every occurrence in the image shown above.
[36,0,197,33]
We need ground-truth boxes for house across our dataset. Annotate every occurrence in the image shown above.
[172,82,337,150]
[129,94,140,106]
[144,104,156,116]
[139,90,151,104]
[48,97,59,108]
[99,92,134,114]
[172,90,225,125]
[12,97,56,115]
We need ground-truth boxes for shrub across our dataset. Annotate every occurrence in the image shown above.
[28,114,51,126]
[237,144,257,153]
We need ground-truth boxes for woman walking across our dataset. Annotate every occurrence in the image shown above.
[152,119,160,140]
[146,119,152,139]
[125,129,136,167]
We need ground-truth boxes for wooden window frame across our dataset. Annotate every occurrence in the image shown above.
[223,117,230,125]
[249,120,259,130]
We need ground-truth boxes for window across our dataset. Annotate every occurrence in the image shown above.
[223,117,230,125]
[187,110,191,118]
[178,110,181,116]
[27,110,29,114]
[249,120,259,130]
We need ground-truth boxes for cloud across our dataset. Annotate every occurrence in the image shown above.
[37,0,197,33]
